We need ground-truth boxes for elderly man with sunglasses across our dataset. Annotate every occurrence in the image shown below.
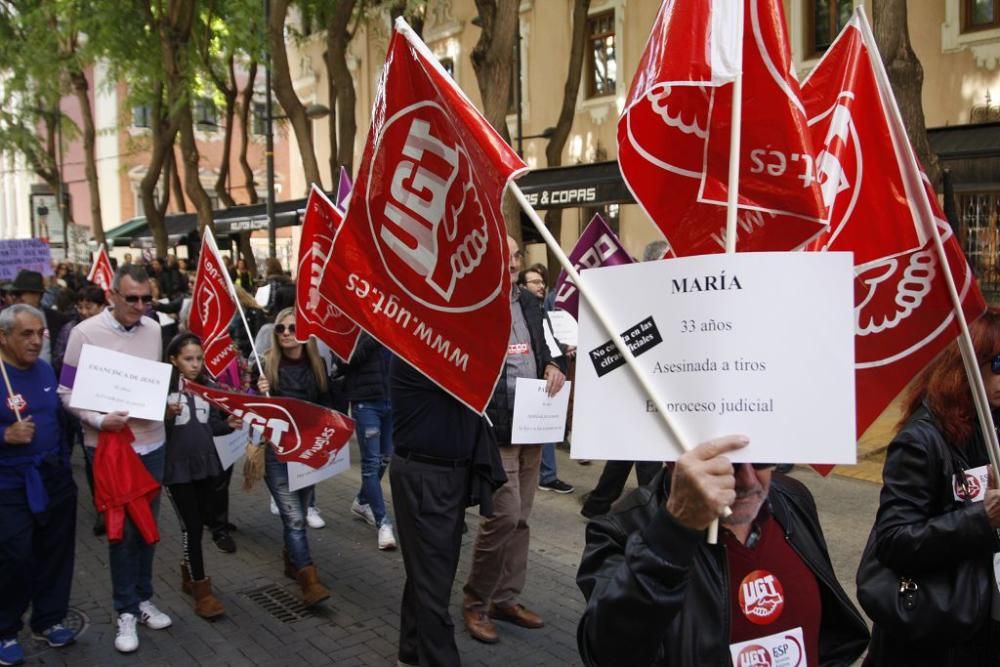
[576,436,870,667]
[57,265,172,655]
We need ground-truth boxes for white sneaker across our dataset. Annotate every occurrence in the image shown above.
[138,600,172,630]
[270,497,279,515]
[378,522,397,550]
[307,506,326,529]
[114,613,138,653]
[351,498,376,527]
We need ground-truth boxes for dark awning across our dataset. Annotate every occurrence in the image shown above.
[515,161,634,210]
[928,122,1000,160]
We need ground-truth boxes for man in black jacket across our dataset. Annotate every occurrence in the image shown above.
[462,236,566,644]
[577,436,869,666]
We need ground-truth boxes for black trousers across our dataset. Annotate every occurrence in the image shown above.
[206,467,233,536]
[582,460,662,516]
[0,467,77,639]
[390,454,469,667]
[166,478,215,581]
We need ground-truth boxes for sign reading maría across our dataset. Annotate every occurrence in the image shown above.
[572,253,856,464]
[69,345,173,421]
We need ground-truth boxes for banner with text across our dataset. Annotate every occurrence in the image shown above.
[552,214,633,320]
[571,253,856,464]
[0,239,53,280]
[189,229,238,377]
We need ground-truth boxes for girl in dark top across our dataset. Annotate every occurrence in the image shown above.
[164,333,241,620]
[255,308,332,607]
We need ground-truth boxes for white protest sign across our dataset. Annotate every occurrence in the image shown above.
[572,252,855,464]
[288,445,351,492]
[547,310,578,347]
[511,378,572,444]
[255,284,272,308]
[214,424,252,470]
[69,344,173,421]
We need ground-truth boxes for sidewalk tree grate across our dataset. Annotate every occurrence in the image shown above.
[243,585,312,624]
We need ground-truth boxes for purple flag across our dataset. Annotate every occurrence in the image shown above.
[552,214,633,319]
[336,167,353,211]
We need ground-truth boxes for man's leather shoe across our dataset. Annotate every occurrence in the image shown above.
[464,608,499,644]
[489,603,544,629]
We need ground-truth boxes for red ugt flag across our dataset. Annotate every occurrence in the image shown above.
[619,0,828,255]
[319,19,526,414]
[296,190,362,362]
[88,245,114,291]
[189,229,238,377]
[184,381,354,469]
[803,11,985,440]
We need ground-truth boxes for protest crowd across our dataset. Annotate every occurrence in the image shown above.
[5,4,1000,667]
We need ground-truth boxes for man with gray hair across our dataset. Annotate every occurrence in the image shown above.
[0,304,78,665]
[58,265,171,654]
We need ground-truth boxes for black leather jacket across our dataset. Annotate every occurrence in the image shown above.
[864,406,1000,665]
[577,469,869,666]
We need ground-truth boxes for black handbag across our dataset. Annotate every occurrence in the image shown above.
[856,477,993,643]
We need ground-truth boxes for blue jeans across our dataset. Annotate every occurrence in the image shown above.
[109,446,164,615]
[539,443,558,484]
[352,400,394,526]
[264,447,313,570]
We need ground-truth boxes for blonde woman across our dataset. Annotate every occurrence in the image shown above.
[255,308,332,606]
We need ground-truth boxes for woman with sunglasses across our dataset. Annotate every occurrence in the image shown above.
[255,307,333,607]
[860,310,1000,665]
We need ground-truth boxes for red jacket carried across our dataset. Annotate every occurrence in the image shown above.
[92,426,161,545]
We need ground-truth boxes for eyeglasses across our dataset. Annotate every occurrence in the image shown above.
[992,354,1000,374]
[275,323,296,335]
[115,291,154,304]
[525,279,545,286]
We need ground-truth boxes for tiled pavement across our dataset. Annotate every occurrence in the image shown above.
[16,442,880,666]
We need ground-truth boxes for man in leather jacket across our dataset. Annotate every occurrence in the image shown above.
[577,436,869,666]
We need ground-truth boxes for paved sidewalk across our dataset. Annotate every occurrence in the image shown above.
[17,443,879,666]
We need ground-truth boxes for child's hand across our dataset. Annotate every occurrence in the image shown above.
[226,414,243,430]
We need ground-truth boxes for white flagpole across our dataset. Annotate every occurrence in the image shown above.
[0,351,22,422]
[204,228,267,386]
[857,8,1000,474]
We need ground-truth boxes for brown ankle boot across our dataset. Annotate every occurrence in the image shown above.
[181,563,193,596]
[191,577,225,619]
[282,549,296,580]
[295,565,330,607]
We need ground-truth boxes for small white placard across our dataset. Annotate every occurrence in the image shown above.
[69,344,173,421]
[511,378,572,444]
[255,284,271,308]
[214,425,251,471]
[548,310,578,347]
[729,626,807,667]
[572,253,855,464]
[288,445,351,492]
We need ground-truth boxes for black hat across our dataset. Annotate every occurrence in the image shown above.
[8,270,45,293]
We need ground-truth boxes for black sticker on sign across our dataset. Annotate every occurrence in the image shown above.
[589,316,662,378]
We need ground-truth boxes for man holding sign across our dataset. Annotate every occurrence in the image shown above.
[576,437,869,666]
[462,236,567,644]
[58,265,173,654]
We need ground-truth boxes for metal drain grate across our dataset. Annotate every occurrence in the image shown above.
[243,585,312,624]
[21,607,89,658]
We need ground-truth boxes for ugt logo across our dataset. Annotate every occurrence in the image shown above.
[368,101,505,313]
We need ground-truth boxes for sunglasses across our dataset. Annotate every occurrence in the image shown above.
[116,291,154,304]
[992,354,1000,374]
[275,323,296,335]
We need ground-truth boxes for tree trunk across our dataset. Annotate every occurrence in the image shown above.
[140,83,179,257]
[544,0,590,271]
[69,69,105,246]
[269,0,323,190]
[177,102,216,234]
[171,146,187,213]
[471,0,520,241]
[237,231,257,277]
[872,0,940,185]
[213,55,238,208]
[325,0,358,176]
[238,60,259,204]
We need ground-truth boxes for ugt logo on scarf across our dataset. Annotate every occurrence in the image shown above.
[369,102,506,312]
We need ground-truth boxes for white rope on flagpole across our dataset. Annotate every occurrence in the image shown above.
[857,7,1000,476]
